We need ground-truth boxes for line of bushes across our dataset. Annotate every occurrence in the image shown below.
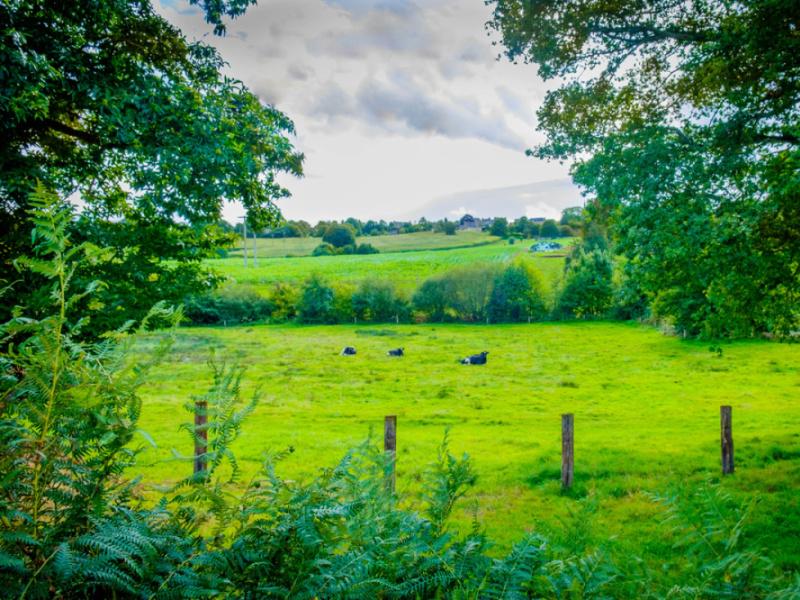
[185,243,646,326]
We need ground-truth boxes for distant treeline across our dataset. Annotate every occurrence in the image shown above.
[185,236,640,327]
[221,208,582,240]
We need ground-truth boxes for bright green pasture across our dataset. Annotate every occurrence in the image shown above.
[133,322,800,568]
[208,239,570,295]
[229,230,499,258]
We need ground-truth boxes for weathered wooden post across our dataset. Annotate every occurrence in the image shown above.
[384,415,397,492]
[721,405,734,475]
[194,400,208,475]
[561,413,574,488]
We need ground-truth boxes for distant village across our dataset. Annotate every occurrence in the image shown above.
[227,207,581,242]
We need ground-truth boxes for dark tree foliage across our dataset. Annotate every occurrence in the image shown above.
[487,0,800,337]
[322,223,357,248]
[297,274,336,323]
[540,219,560,238]
[490,217,509,237]
[352,279,407,322]
[556,247,615,319]
[488,261,548,322]
[0,0,303,336]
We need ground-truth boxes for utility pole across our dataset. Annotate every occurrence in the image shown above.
[252,226,258,268]
[240,216,248,268]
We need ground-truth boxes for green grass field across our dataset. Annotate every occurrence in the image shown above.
[228,230,499,258]
[208,232,573,295]
[133,321,800,569]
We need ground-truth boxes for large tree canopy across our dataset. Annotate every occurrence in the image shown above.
[487,0,799,336]
[0,0,302,333]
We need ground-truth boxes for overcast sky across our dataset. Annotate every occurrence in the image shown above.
[157,0,578,223]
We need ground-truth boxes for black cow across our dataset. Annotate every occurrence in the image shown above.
[460,351,488,365]
[341,346,357,355]
[387,348,404,357]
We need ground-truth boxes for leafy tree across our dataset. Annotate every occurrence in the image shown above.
[268,281,300,321]
[0,0,303,337]
[412,278,451,322]
[488,260,548,322]
[184,286,273,325]
[511,216,532,238]
[556,248,615,319]
[540,219,560,238]
[560,207,583,228]
[322,223,357,248]
[487,0,800,336]
[352,280,407,322]
[490,217,509,237]
[345,217,364,236]
[442,221,458,235]
[297,274,336,323]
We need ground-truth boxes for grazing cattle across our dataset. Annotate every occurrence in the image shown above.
[341,346,357,355]
[460,351,488,365]
[387,348,404,357]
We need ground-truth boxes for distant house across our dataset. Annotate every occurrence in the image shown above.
[459,214,478,230]
[530,217,546,224]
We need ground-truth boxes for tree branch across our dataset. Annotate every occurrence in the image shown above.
[42,118,125,150]
[589,24,711,45]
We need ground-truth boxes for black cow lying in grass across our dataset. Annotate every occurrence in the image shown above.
[387,348,404,357]
[461,351,488,365]
[341,346,357,355]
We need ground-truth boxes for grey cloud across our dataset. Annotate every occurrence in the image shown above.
[252,80,284,106]
[287,63,314,81]
[458,37,492,64]
[307,2,442,59]
[353,75,527,150]
[496,85,534,124]
[323,0,419,16]
[307,81,357,121]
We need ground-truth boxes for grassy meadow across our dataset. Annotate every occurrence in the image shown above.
[208,231,573,295]
[228,230,499,258]
[133,321,800,569]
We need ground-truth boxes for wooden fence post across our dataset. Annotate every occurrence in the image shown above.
[721,405,734,475]
[561,413,574,488]
[194,400,208,475]
[384,415,397,493]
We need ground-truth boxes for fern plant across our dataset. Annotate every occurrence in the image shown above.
[0,188,195,598]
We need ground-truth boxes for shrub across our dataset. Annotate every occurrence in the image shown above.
[412,277,450,322]
[322,223,356,248]
[356,242,379,254]
[488,260,548,322]
[184,286,273,325]
[442,221,457,235]
[312,242,336,256]
[413,264,498,322]
[445,264,498,321]
[352,279,408,322]
[297,274,337,323]
[268,281,300,321]
[556,247,615,318]
[330,283,354,322]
